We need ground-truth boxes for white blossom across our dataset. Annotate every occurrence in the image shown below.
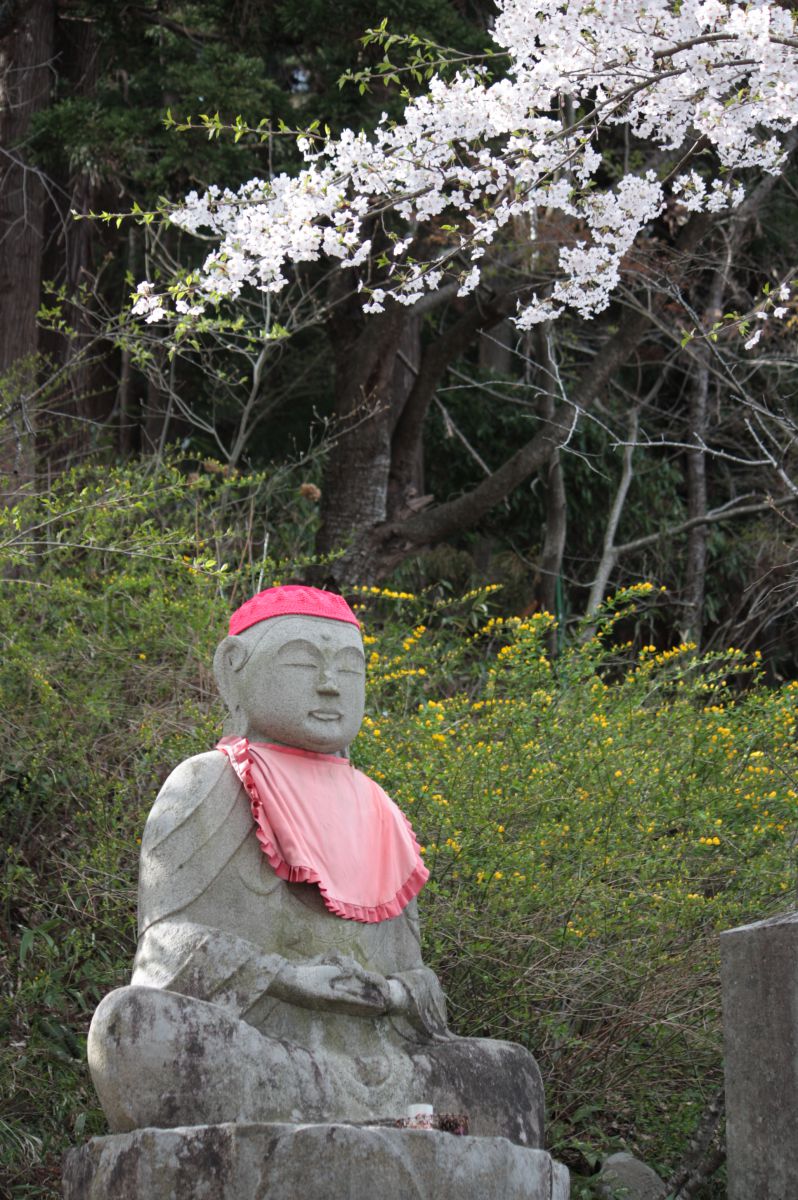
[136,0,798,341]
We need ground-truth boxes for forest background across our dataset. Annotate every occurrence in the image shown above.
[2,1,798,1197]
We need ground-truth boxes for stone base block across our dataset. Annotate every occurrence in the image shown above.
[63,1122,570,1200]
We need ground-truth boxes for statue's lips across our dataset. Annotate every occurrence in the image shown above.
[308,710,342,721]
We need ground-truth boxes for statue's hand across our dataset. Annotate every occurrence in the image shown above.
[273,954,392,1017]
[386,967,449,1039]
[320,954,393,1015]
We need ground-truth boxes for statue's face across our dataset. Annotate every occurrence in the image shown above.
[231,615,366,753]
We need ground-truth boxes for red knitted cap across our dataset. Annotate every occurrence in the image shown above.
[229,585,360,636]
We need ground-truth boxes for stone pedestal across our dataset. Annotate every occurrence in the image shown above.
[62,1122,570,1200]
[721,910,798,1200]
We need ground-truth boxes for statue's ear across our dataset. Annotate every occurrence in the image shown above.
[213,635,249,714]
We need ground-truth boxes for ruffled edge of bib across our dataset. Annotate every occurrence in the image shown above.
[217,736,429,923]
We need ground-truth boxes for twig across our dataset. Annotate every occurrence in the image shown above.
[434,395,492,475]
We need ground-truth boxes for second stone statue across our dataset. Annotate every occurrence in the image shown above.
[86,585,546,1146]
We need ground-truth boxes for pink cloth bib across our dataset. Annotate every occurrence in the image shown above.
[216,737,428,923]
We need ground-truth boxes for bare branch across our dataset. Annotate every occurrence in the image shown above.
[586,406,640,616]
[434,396,492,476]
[614,494,798,557]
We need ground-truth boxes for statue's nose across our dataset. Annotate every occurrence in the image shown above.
[316,669,340,695]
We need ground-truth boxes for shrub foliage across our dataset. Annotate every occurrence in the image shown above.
[2,465,796,1196]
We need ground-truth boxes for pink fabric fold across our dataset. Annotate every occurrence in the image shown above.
[216,737,429,923]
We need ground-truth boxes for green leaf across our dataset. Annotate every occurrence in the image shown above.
[19,927,34,965]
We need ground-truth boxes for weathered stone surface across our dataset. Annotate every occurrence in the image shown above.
[721,909,798,1200]
[88,980,543,1144]
[62,1123,570,1200]
[595,1152,667,1199]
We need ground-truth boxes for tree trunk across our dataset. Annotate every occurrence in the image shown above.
[143,361,167,454]
[683,248,733,645]
[534,325,567,617]
[390,314,423,496]
[315,306,409,582]
[387,293,517,524]
[62,12,104,428]
[684,350,710,646]
[117,227,137,456]
[0,0,55,488]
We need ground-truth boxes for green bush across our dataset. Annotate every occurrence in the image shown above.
[0,457,312,1194]
[353,583,797,1188]
[2,470,796,1197]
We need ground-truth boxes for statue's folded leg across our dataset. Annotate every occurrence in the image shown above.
[89,987,545,1146]
[87,986,336,1133]
[407,1036,545,1147]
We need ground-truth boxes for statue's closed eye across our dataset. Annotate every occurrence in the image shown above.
[335,651,366,675]
[275,639,364,675]
[275,640,322,670]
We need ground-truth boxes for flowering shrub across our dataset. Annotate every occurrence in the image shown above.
[353,585,797,1182]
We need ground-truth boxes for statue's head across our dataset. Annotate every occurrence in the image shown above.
[213,586,365,754]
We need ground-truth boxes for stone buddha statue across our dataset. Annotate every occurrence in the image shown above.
[87,586,544,1146]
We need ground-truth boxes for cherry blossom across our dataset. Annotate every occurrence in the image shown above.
[133,0,798,334]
